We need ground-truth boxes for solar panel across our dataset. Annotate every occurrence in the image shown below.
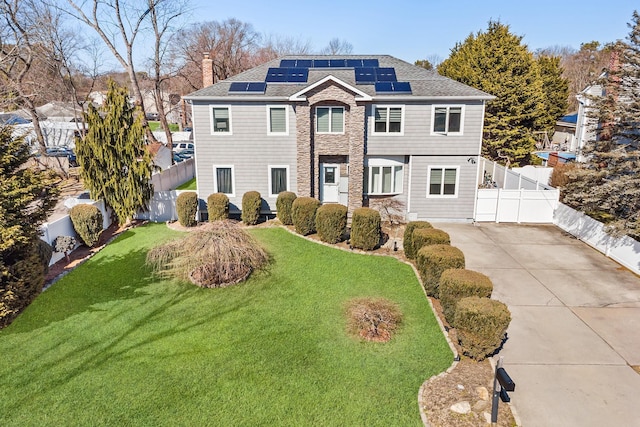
[374,81,412,93]
[247,82,267,92]
[296,59,313,68]
[287,68,309,82]
[346,59,364,67]
[265,67,308,83]
[362,59,379,67]
[375,67,397,82]
[229,82,267,93]
[229,82,249,92]
[280,59,297,67]
[313,59,330,68]
[329,59,347,67]
[355,67,376,84]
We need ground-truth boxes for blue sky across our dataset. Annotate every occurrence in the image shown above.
[189,0,636,63]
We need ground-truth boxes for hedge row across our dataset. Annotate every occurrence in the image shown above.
[292,197,321,235]
[350,207,381,250]
[416,244,465,297]
[403,221,432,259]
[316,204,347,243]
[439,269,493,325]
[454,296,511,360]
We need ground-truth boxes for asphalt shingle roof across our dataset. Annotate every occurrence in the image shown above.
[184,55,493,100]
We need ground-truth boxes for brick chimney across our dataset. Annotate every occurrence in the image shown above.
[202,52,214,88]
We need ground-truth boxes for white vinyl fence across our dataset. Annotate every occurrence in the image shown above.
[554,204,640,275]
[475,158,560,223]
[151,158,195,191]
[40,200,112,266]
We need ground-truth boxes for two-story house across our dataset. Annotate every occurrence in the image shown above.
[184,55,493,222]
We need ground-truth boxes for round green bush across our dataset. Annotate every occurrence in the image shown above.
[439,269,493,325]
[416,244,465,297]
[276,191,297,225]
[176,191,198,227]
[241,191,262,225]
[316,204,348,243]
[207,193,229,222]
[454,296,511,361]
[403,221,433,259]
[69,204,103,247]
[291,197,321,235]
[412,228,450,255]
[350,207,381,251]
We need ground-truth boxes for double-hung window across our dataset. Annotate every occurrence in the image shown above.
[214,166,234,196]
[268,106,288,134]
[211,107,231,134]
[316,107,344,133]
[373,106,403,134]
[268,165,289,197]
[427,167,458,197]
[364,157,404,195]
[432,105,463,135]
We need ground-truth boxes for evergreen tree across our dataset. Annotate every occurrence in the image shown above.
[438,21,549,166]
[1,125,59,327]
[77,80,154,225]
[562,12,640,238]
[536,55,570,133]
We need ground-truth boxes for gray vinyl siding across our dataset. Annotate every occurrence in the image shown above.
[366,102,485,156]
[407,155,477,221]
[191,101,297,212]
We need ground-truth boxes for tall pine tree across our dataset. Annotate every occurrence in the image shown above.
[1,125,59,327]
[536,55,569,134]
[77,80,154,225]
[438,21,553,166]
[562,12,640,238]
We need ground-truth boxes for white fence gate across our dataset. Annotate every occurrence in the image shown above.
[475,158,559,223]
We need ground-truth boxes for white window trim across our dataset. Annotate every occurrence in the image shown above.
[372,105,405,136]
[266,105,289,136]
[430,105,465,136]
[364,156,405,196]
[315,106,345,134]
[210,105,233,135]
[213,165,235,197]
[268,165,290,197]
[426,165,459,198]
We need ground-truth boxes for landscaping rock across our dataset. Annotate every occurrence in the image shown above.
[476,386,489,401]
[450,401,471,414]
[473,400,489,412]
[483,412,492,423]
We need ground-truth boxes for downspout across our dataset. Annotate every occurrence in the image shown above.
[472,100,487,222]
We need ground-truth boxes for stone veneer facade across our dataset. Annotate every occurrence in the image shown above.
[294,81,366,214]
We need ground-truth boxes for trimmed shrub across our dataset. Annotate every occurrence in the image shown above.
[455,296,511,360]
[350,207,381,251]
[207,193,229,221]
[276,191,297,225]
[412,228,450,255]
[416,244,465,297]
[316,204,348,243]
[241,191,262,225]
[35,239,53,275]
[176,191,198,227]
[292,197,321,235]
[440,269,493,325]
[403,221,433,259]
[70,204,103,247]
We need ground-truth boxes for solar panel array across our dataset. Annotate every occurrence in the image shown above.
[227,58,412,94]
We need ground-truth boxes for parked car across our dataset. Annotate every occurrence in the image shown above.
[173,142,194,152]
[173,152,191,163]
[45,146,78,166]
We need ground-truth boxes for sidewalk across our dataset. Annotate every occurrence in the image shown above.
[435,222,640,427]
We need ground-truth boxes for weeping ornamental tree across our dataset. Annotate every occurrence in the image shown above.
[438,21,562,166]
[1,125,59,327]
[77,80,154,225]
[562,12,640,239]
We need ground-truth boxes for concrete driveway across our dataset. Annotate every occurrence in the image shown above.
[434,223,640,427]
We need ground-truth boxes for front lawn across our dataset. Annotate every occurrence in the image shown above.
[0,224,452,426]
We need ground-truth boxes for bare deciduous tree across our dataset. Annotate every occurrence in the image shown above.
[320,37,353,55]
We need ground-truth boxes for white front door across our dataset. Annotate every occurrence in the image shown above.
[320,164,340,203]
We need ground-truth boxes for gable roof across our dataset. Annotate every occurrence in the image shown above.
[184,55,494,102]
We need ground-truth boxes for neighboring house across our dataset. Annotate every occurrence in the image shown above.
[147,142,172,170]
[184,55,494,222]
[575,80,604,161]
[552,113,578,150]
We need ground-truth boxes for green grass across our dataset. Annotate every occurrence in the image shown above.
[148,121,179,132]
[0,225,452,426]
[176,178,196,190]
